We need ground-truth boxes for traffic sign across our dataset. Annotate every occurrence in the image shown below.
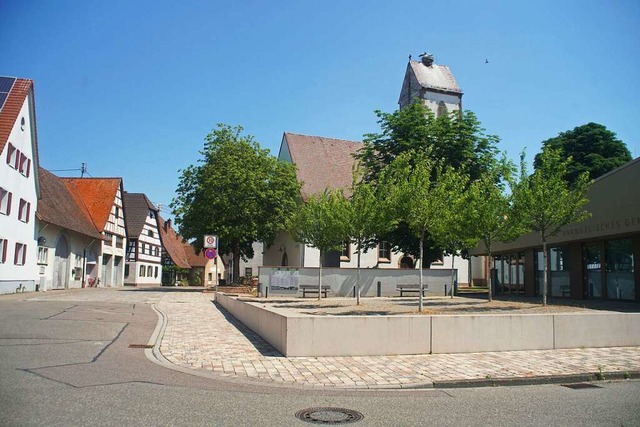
[204,235,218,249]
[204,248,217,260]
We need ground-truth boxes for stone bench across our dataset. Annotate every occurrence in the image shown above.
[300,284,331,298]
[396,284,428,297]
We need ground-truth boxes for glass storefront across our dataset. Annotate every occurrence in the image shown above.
[534,246,570,297]
[583,238,635,301]
[493,253,525,294]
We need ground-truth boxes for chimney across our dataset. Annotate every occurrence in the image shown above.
[419,52,434,67]
[165,218,171,231]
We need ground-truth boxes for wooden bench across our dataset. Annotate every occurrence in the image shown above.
[396,284,428,297]
[300,284,331,298]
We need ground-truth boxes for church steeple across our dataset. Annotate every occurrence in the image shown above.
[398,52,463,116]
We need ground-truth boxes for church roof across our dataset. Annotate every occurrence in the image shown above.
[408,60,462,94]
[281,132,362,200]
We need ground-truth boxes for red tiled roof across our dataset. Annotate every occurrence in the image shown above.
[282,132,362,200]
[36,168,102,239]
[0,78,39,171]
[184,244,207,267]
[62,178,122,232]
[157,215,191,269]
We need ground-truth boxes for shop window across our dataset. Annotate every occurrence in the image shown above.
[549,247,570,297]
[605,239,635,300]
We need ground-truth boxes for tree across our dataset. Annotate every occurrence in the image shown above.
[382,151,465,312]
[344,166,396,305]
[356,101,499,259]
[512,149,592,305]
[534,122,632,185]
[171,124,300,282]
[289,189,350,300]
[465,157,522,301]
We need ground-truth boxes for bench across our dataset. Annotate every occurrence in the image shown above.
[396,284,428,297]
[300,284,331,298]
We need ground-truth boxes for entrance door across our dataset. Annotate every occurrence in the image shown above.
[583,243,603,298]
[53,236,69,290]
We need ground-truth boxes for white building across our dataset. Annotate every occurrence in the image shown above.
[263,132,472,284]
[35,168,103,290]
[61,177,127,287]
[0,77,40,294]
[123,192,162,286]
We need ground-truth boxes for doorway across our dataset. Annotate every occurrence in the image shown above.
[53,236,69,290]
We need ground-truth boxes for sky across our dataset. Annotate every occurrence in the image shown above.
[2,0,639,217]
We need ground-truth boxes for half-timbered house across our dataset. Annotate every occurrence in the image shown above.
[123,192,162,286]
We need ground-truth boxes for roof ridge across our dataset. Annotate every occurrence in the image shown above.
[284,132,362,144]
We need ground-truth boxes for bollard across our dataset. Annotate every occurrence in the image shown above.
[377,281,381,297]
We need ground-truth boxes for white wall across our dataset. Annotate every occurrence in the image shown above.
[0,91,38,294]
[124,210,162,286]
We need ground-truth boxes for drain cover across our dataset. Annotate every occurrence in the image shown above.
[295,407,363,424]
[562,383,602,389]
[128,344,153,349]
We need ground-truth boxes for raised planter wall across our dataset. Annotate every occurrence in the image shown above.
[216,293,640,356]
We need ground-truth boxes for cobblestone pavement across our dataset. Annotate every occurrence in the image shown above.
[20,288,640,389]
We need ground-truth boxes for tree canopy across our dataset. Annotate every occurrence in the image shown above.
[355,101,499,259]
[170,124,300,281]
[512,148,592,305]
[534,122,632,185]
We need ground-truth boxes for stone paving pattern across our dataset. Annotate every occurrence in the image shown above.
[23,288,640,389]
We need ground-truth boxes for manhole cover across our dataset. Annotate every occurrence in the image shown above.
[295,407,363,424]
[562,383,602,389]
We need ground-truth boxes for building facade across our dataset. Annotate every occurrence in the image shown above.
[123,192,162,286]
[62,178,127,287]
[35,168,103,290]
[0,77,40,294]
[472,158,640,302]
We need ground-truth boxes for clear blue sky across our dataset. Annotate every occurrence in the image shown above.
[2,1,639,216]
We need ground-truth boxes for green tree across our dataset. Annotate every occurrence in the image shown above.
[512,149,592,305]
[356,101,499,259]
[345,166,396,305]
[465,157,522,301]
[289,189,350,300]
[382,151,464,312]
[171,124,300,282]
[534,122,632,185]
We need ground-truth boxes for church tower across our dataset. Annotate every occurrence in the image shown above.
[398,53,462,116]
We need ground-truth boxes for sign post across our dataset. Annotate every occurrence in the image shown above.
[204,235,219,290]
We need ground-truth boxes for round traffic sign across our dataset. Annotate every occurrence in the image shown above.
[204,248,217,260]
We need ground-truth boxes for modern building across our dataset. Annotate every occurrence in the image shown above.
[123,192,162,286]
[471,157,640,302]
[62,177,127,287]
[398,53,463,115]
[0,77,40,294]
[35,168,102,290]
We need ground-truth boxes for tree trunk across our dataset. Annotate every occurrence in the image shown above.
[542,239,548,306]
[450,253,456,298]
[232,250,241,285]
[318,250,323,301]
[487,249,493,302]
[419,233,424,312]
[356,242,361,306]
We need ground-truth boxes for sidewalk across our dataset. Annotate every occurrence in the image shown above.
[156,292,640,389]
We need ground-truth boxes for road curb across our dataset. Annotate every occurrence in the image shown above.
[433,371,640,389]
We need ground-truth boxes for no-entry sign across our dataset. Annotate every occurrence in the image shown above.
[204,248,217,260]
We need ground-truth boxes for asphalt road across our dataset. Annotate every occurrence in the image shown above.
[1,296,639,426]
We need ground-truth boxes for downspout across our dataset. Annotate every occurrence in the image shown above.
[82,239,96,288]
